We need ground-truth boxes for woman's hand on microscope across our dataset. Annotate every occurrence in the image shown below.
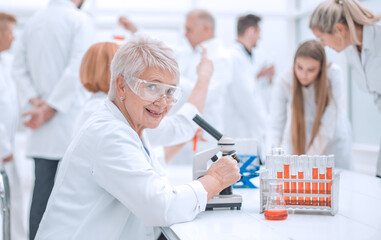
[198,156,241,200]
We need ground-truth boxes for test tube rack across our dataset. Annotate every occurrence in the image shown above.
[259,170,340,215]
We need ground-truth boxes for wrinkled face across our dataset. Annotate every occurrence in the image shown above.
[294,57,321,86]
[185,15,205,48]
[312,28,347,52]
[124,67,176,130]
[0,23,14,52]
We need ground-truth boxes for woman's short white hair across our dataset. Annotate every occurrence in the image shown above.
[108,34,180,100]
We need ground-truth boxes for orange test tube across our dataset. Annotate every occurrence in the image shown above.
[297,155,306,205]
[304,156,313,205]
[319,156,326,206]
[312,155,319,206]
[283,155,290,205]
[290,156,297,205]
[326,155,334,207]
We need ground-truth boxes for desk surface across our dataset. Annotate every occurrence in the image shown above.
[161,165,381,240]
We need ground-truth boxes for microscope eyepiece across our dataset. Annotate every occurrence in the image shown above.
[192,114,223,141]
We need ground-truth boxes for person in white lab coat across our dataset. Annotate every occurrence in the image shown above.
[168,9,232,164]
[310,0,381,176]
[225,14,274,160]
[11,0,94,238]
[267,40,352,169]
[76,41,213,165]
[35,34,240,240]
[0,12,27,240]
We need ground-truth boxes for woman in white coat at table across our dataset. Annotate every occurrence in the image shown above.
[267,40,352,169]
[309,0,381,176]
[35,34,240,240]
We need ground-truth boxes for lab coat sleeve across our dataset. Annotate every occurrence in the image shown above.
[146,102,200,147]
[0,80,11,159]
[12,31,39,109]
[0,124,11,160]
[307,66,341,155]
[46,16,94,113]
[92,127,207,226]
[267,73,290,152]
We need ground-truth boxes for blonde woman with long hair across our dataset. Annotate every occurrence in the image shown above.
[267,40,352,169]
[310,0,381,176]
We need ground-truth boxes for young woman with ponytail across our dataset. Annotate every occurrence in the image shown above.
[267,40,352,169]
[310,0,381,176]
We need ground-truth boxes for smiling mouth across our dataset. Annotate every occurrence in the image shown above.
[145,108,162,116]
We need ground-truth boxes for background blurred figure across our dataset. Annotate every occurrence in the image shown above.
[11,0,94,238]
[75,42,120,129]
[224,14,269,160]
[310,0,381,176]
[267,40,352,169]
[0,11,30,240]
[169,9,232,164]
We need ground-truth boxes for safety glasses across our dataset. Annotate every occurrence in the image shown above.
[126,78,182,105]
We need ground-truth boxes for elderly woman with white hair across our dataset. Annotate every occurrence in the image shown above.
[34,35,240,240]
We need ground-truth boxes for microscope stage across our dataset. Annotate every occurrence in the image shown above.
[206,194,242,210]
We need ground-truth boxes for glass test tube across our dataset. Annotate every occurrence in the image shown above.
[312,155,319,206]
[319,156,327,206]
[283,155,290,205]
[305,156,313,205]
[297,155,306,205]
[290,155,297,205]
[276,155,283,179]
[326,155,334,207]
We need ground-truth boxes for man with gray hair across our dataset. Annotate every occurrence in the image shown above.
[168,9,233,164]
[11,0,94,238]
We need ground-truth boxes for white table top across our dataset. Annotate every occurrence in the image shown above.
[161,165,381,240]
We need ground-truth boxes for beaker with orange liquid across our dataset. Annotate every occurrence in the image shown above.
[264,182,288,221]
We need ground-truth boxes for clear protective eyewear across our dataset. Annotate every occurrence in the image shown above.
[126,78,182,105]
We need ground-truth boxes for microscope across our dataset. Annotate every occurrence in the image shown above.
[192,114,242,210]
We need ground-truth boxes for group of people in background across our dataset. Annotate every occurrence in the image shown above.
[0,0,380,239]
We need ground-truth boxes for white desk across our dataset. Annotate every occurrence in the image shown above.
[161,165,381,240]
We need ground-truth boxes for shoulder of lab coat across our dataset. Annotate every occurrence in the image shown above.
[12,2,95,112]
[39,99,207,237]
[74,92,107,132]
[146,102,199,147]
[0,53,18,159]
[267,68,292,152]
[344,21,381,112]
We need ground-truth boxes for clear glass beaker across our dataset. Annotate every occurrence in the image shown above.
[264,182,288,221]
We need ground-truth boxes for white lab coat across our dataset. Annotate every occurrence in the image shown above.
[224,42,267,155]
[12,0,94,159]
[344,21,381,112]
[0,53,18,160]
[0,53,32,240]
[268,64,353,169]
[344,21,381,175]
[75,92,200,147]
[35,99,207,240]
[170,38,232,164]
